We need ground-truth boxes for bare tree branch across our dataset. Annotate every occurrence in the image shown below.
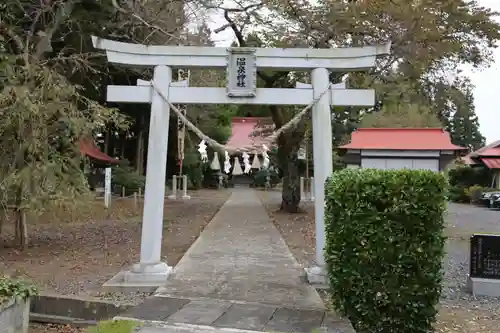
[111,0,183,43]
[34,0,80,61]
[0,23,25,54]
[213,2,263,33]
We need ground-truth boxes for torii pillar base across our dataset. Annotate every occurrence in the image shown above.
[102,262,172,293]
[305,266,329,290]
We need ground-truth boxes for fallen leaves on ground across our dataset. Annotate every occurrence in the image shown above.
[258,195,316,267]
[436,307,500,332]
[0,190,230,296]
[29,323,83,333]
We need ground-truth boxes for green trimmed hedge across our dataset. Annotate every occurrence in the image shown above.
[252,169,280,188]
[448,185,469,203]
[112,163,145,194]
[324,168,447,333]
[447,165,490,188]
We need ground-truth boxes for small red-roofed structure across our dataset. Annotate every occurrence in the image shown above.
[224,117,273,185]
[79,137,119,166]
[226,117,273,150]
[338,128,466,171]
[463,140,500,169]
[462,140,500,188]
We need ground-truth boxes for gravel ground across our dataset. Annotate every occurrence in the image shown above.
[441,203,500,308]
[258,191,500,332]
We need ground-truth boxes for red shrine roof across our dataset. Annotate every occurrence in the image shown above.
[481,158,500,169]
[226,117,273,150]
[480,147,500,156]
[339,128,466,151]
[79,137,120,165]
[463,140,500,169]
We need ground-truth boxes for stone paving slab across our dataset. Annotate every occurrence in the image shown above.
[155,189,323,310]
[166,299,232,326]
[212,303,276,331]
[118,296,355,333]
[126,297,190,321]
[262,308,324,333]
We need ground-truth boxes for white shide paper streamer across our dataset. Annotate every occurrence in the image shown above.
[232,156,243,175]
[242,152,251,174]
[198,140,208,162]
[262,145,270,169]
[210,152,221,170]
[251,154,261,169]
[223,151,231,174]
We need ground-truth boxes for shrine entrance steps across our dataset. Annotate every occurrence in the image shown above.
[117,297,354,333]
[118,188,354,332]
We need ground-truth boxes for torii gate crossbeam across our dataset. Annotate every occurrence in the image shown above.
[107,85,376,106]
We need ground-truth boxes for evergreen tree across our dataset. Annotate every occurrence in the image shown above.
[360,103,442,128]
[447,78,485,150]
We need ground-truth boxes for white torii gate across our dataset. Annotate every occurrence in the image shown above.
[92,36,390,287]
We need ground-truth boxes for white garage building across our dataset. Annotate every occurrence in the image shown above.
[338,128,466,171]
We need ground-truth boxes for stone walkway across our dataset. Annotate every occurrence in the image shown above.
[156,188,322,308]
[119,189,354,332]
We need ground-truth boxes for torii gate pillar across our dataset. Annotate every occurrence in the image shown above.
[102,66,175,290]
[128,66,172,283]
[311,68,332,267]
[128,65,172,281]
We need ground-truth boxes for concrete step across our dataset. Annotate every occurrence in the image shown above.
[115,296,355,333]
[124,321,354,333]
[132,322,266,333]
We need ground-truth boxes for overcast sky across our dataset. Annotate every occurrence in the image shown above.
[465,0,499,144]
[207,0,500,144]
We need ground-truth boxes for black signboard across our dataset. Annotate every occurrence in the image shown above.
[470,234,500,279]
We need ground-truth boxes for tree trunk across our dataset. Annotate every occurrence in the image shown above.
[136,115,144,174]
[15,209,28,249]
[104,128,111,155]
[262,82,304,213]
[280,147,301,213]
[120,134,126,159]
[14,182,28,249]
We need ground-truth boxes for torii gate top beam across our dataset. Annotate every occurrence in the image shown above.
[91,36,391,71]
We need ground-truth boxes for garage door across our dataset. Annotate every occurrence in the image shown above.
[387,159,413,170]
[361,158,439,171]
[361,158,387,169]
[412,159,439,171]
